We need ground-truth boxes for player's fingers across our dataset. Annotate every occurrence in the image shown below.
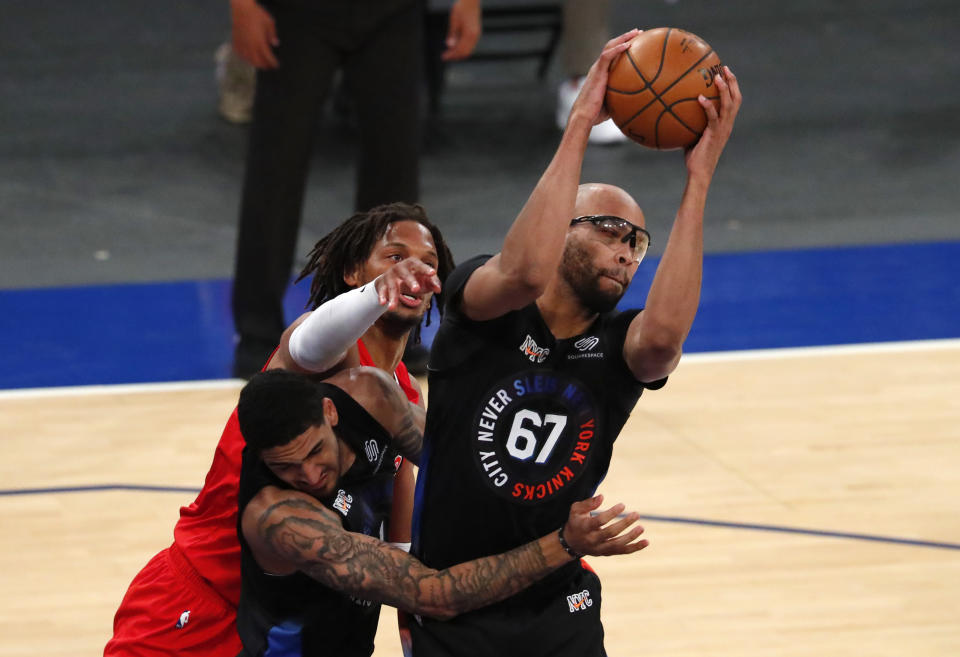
[621,535,650,554]
[409,259,437,277]
[699,94,720,124]
[599,40,632,67]
[411,264,441,293]
[398,268,421,293]
[603,28,640,51]
[569,495,604,518]
[723,66,742,104]
[602,525,649,555]
[590,502,626,527]
[715,73,730,103]
[599,512,642,540]
[384,280,400,309]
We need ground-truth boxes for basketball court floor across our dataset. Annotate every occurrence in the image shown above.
[2,0,958,655]
[2,341,959,656]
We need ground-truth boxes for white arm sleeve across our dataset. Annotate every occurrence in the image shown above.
[288,279,386,372]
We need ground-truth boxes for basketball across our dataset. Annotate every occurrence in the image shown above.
[605,28,724,149]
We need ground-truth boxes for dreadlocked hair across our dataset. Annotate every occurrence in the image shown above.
[295,202,456,344]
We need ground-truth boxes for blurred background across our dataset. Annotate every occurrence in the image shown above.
[2,0,958,388]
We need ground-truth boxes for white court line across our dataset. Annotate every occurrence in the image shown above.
[0,378,243,400]
[1,338,958,400]
[681,337,960,364]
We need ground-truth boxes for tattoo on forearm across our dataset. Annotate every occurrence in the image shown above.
[257,497,555,618]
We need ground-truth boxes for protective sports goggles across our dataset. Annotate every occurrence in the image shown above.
[569,215,652,263]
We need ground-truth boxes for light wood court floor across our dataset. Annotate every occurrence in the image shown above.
[1,340,958,656]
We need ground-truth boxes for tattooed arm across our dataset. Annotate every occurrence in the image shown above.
[326,367,425,465]
[242,487,647,620]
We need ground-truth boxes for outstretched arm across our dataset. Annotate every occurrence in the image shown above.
[459,31,639,321]
[624,66,742,382]
[243,489,646,620]
[270,259,441,375]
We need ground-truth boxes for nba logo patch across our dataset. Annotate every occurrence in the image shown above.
[175,610,190,629]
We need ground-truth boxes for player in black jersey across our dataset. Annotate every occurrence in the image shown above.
[235,368,648,657]
[409,30,742,657]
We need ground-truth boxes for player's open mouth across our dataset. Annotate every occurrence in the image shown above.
[400,293,422,307]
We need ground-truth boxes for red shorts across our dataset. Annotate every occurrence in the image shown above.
[105,543,241,657]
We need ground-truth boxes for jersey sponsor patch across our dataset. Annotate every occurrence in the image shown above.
[364,439,380,463]
[471,370,599,504]
[574,336,599,351]
[568,335,604,360]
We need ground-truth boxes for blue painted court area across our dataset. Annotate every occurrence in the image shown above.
[2,241,957,389]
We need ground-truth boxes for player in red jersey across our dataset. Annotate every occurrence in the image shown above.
[105,202,454,656]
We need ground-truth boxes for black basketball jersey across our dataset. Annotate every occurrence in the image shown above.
[236,382,403,657]
[413,256,665,581]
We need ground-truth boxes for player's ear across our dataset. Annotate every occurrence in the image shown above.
[323,397,339,427]
[343,263,365,288]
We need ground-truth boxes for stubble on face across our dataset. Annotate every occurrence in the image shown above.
[559,237,630,314]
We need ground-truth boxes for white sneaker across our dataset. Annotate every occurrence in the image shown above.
[556,76,627,145]
[215,42,256,124]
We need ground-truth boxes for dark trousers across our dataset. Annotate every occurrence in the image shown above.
[231,0,422,368]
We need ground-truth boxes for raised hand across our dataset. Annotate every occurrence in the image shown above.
[685,65,742,180]
[567,30,641,129]
[374,258,442,311]
[562,495,649,557]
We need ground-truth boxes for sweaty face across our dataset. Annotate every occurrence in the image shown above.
[559,229,638,313]
[261,422,353,500]
[346,220,440,331]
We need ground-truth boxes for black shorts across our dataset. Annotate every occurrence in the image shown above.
[409,561,606,657]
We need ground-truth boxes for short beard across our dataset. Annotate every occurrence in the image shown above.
[560,239,626,314]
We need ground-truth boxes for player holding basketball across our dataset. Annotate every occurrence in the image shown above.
[233,368,647,656]
[106,203,453,656]
[409,30,741,656]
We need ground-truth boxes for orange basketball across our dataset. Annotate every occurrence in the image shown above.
[605,27,723,150]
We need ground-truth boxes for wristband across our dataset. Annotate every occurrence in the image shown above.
[557,524,584,560]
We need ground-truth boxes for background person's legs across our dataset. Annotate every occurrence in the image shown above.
[231,7,341,378]
[345,1,423,211]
